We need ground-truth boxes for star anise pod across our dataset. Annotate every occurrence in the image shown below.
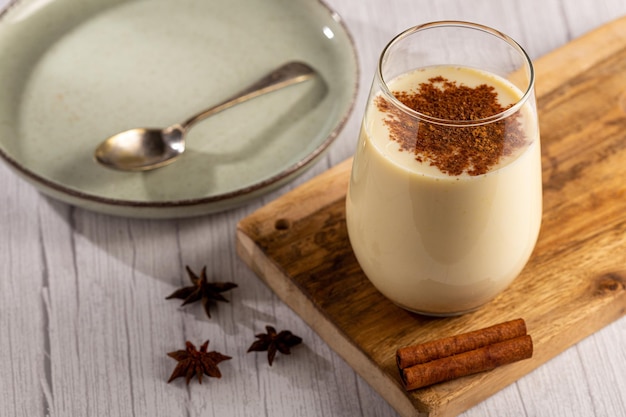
[247,325,303,366]
[167,340,231,384]
[165,265,237,318]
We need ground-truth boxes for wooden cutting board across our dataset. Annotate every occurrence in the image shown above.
[236,17,626,417]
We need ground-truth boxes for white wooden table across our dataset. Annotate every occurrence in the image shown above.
[1,0,625,416]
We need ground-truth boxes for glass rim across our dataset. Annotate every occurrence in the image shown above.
[376,21,535,127]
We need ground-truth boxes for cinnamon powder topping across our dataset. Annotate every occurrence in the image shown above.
[375,75,527,176]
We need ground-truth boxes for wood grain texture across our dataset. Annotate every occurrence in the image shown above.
[237,16,626,417]
[2,1,626,417]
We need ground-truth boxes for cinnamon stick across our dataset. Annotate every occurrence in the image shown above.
[400,334,533,391]
[396,318,527,369]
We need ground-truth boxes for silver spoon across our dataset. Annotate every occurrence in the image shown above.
[94,61,316,171]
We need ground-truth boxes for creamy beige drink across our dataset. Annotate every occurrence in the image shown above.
[346,65,542,315]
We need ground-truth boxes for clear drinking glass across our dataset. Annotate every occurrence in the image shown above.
[345,21,542,316]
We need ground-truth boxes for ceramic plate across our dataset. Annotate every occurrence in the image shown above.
[0,0,358,218]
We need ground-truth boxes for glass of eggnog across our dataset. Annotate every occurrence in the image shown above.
[346,21,542,316]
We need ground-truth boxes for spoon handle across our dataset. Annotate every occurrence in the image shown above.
[180,61,316,129]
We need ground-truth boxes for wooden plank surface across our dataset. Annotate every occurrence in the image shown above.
[236,16,626,417]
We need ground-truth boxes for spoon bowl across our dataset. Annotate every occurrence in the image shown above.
[95,125,185,171]
[94,62,316,171]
